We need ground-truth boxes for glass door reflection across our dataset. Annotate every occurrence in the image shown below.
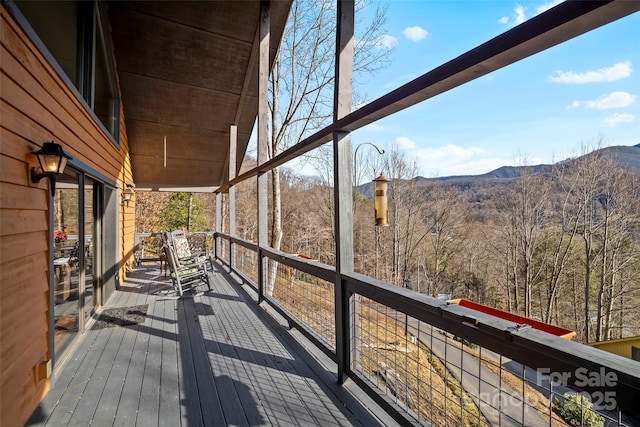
[53,170,80,356]
[83,177,98,322]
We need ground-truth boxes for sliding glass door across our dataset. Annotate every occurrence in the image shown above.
[53,169,103,358]
[53,170,80,355]
[84,177,98,322]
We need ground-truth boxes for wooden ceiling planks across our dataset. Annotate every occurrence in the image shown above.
[107,1,292,191]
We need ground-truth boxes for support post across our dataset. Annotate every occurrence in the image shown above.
[333,0,354,384]
[257,0,270,302]
[229,125,237,271]
[215,192,222,260]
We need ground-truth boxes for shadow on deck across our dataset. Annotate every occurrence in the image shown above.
[26,262,392,427]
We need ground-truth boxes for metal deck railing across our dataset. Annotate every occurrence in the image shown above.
[215,232,640,426]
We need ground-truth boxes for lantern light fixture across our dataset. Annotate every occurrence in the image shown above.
[31,142,72,196]
[122,181,135,206]
[373,173,389,226]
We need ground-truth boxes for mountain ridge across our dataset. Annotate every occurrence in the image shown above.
[415,143,640,183]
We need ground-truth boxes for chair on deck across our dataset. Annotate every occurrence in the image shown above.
[134,234,167,275]
[186,232,214,270]
[53,241,79,303]
[54,240,79,267]
[162,231,210,296]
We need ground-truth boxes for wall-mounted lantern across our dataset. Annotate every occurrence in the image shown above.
[373,173,389,226]
[31,141,72,196]
[122,181,135,206]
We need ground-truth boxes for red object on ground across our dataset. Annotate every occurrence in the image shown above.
[448,298,576,340]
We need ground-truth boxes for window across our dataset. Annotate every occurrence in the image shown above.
[632,346,640,362]
[12,1,120,143]
[94,20,118,136]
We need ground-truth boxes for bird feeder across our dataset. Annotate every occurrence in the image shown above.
[373,174,389,226]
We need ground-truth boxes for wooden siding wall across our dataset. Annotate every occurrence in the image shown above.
[592,338,640,360]
[0,6,135,426]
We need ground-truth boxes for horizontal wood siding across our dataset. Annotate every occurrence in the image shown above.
[0,6,135,426]
[593,338,640,360]
[120,108,136,278]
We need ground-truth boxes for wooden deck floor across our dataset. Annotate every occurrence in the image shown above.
[27,262,393,427]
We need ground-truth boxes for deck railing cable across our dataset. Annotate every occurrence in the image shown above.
[212,232,640,426]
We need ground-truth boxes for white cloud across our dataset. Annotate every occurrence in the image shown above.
[407,144,504,176]
[375,34,398,49]
[568,92,636,110]
[536,0,564,15]
[585,92,636,110]
[403,26,429,42]
[604,113,636,126]
[404,145,550,177]
[395,136,416,150]
[548,61,633,84]
[426,157,512,177]
[419,144,486,161]
[567,100,581,109]
[501,1,564,26]
[513,5,526,24]
[500,4,526,26]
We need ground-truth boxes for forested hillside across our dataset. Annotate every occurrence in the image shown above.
[136,144,640,344]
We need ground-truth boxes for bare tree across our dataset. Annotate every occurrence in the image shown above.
[492,162,550,316]
[567,142,608,341]
[421,182,469,296]
[458,227,495,304]
[380,145,423,285]
[236,171,258,241]
[537,162,582,324]
[265,0,392,295]
[592,158,640,341]
[533,141,640,341]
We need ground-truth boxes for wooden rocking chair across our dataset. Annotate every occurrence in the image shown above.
[162,231,210,296]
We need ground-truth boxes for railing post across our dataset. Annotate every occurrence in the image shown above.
[257,0,270,303]
[257,248,265,299]
[215,192,222,261]
[333,0,354,384]
[134,233,141,262]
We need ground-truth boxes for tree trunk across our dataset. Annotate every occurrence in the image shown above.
[266,168,284,297]
[187,192,193,232]
[596,215,609,342]
[604,253,617,341]
[584,234,592,342]
[55,191,64,232]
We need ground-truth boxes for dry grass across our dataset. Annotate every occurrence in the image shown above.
[466,345,569,426]
[255,263,564,426]
[272,266,336,344]
[272,269,488,425]
[358,304,490,426]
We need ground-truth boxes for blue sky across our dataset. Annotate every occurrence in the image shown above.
[351,0,640,177]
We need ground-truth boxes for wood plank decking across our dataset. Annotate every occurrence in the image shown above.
[26,262,393,427]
